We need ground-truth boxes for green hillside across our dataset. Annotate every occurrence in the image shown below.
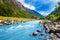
[0,0,33,18]
[45,2,60,21]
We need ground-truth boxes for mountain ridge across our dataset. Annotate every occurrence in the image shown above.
[0,0,33,18]
[25,7,44,18]
[0,0,44,19]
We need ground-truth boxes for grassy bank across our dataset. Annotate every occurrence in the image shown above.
[0,16,33,20]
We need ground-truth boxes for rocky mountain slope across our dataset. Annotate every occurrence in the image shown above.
[0,0,44,19]
[0,0,33,18]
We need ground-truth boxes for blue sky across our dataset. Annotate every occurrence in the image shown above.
[17,0,60,16]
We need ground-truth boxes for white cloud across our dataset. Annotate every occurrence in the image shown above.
[17,0,60,16]
[38,0,60,16]
[39,6,55,16]
[42,0,60,4]
[17,0,35,10]
[17,0,25,4]
[39,12,49,16]
[50,0,60,2]
[23,4,35,10]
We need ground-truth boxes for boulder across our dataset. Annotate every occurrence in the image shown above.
[32,32,39,36]
[36,30,41,33]
[40,34,45,38]
[56,33,60,38]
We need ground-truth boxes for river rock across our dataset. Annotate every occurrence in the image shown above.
[40,34,45,38]
[56,33,60,38]
[32,32,39,36]
[0,23,4,26]
[36,30,41,33]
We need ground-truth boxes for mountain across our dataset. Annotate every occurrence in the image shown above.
[0,0,33,18]
[16,1,44,18]
[0,0,44,19]
[45,4,60,20]
[25,8,44,18]
[16,1,26,11]
[50,10,57,15]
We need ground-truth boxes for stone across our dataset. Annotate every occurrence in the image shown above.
[40,34,45,38]
[0,23,4,26]
[36,30,41,33]
[32,32,39,36]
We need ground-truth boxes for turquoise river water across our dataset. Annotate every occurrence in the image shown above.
[0,20,49,40]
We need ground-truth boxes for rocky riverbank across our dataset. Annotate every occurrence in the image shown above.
[39,20,60,40]
[0,19,34,26]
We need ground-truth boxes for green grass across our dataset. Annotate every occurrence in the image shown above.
[0,16,34,20]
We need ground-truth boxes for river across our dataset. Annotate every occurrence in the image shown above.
[0,20,49,40]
